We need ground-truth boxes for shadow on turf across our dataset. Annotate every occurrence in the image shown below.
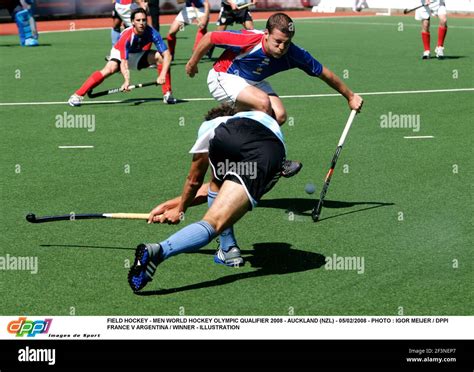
[83,97,189,106]
[428,56,466,60]
[0,43,52,47]
[258,198,394,222]
[136,242,326,296]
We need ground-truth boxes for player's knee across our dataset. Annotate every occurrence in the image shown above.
[154,52,163,65]
[202,210,231,234]
[421,21,430,32]
[202,216,221,233]
[101,63,118,76]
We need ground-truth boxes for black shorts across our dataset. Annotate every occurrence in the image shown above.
[216,5,253,26]
[209,117,285,208]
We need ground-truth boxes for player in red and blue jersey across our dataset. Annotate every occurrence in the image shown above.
[69,8,177,106]
[166,0,210,60]
[186,13,363,125]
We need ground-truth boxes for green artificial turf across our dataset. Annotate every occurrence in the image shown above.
[0,16,472,315]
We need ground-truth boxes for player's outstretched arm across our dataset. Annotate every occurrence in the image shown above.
[148,155,209,224]
[319,66,363,112]
[186,33,214,77]
[147,183,209,224]
[120,59,131,91]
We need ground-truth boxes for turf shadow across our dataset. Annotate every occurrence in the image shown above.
[437,56,466,60]
[258,198,394,221]
[136,242,326,296]
[0,43,52,47]
[83,97,189,106]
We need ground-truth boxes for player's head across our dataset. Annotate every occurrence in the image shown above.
[131,8,147,34]
[264,13,295,59]
[205,103,237,121]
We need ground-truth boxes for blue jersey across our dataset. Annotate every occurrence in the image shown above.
[115,25,167,59]
[211,30,323,82]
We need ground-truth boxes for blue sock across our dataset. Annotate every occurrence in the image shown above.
[159,221,216,260]
[111,29,121,45]
[208,189,237,252]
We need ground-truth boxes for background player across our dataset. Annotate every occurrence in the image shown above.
[353,0,368,12]
[128,108,287,291]
[69,8,176,106]
[186,13,363,126]
[416,0,448,59]
[0,0,38,46]
[166,0,210,60]
[206,0,256,58]
[111,0,147,45]
[147,0,161,32]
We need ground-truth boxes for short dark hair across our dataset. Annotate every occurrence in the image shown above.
[131,7,147,21]
[266,13,295,37]
[205,103,237,121]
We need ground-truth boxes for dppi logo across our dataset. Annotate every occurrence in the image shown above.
[7,317,53,337]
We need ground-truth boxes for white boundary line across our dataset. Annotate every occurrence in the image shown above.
[297,19,474,29]
[404,136,434,139]
[58,145,94,149]
[0,88,472,107]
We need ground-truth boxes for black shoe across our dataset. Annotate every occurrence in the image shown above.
[128,243,163,292]
[281,160,303,178]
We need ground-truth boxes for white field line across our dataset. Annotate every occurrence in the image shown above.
[297,20,474,29]
[58,145,94,149]
[0,87,472,107]
[404,136,434,139]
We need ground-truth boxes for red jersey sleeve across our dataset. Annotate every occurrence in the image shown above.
[210,30,263,49]
[114,28,133,60]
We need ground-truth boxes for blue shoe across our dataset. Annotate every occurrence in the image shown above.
[214,246,244,267]
[24,38,39,47]
[128,243,163,292]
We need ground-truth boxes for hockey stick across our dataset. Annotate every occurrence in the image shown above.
[87,81,157,98]
[312,110,358,222]
[403,4,424,14]
[26,212,153,223]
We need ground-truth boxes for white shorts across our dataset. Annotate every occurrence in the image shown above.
[176,6,206,25]
[415,2,447,20]
[110,47,147,70]
[114,3,133,27]
[207,69,276,103]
